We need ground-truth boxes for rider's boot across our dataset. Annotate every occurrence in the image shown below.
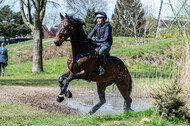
[2,72,4,77]
[99,54,105,76]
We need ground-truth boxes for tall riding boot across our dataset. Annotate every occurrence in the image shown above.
[99,54,105,76]
[2,72,4,77]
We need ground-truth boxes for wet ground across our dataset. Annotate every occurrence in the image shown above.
[0,85,188,115]
[65,96,153,115]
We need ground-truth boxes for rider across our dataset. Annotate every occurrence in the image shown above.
[88,11,113,76]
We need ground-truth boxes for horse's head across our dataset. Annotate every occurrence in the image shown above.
[54,13,76,46]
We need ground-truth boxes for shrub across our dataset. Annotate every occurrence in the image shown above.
[150,77,188,120]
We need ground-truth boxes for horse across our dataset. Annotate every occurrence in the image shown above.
[54,13,133,114]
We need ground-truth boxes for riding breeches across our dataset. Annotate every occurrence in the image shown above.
[98,43,111,55]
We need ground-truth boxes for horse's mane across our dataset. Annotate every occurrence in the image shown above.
[69,15,87,39]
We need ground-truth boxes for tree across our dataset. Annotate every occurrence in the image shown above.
[112,0,146,41]
[13,12,31,37]
[48,27,57,38]
[0,5,14,43]
[65,0,108,18]
[84,8,96,35]
[111,5,125,36]
[19,0,47,73]
[0,5,31,44]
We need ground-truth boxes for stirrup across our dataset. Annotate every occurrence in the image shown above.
[99,66,105,76]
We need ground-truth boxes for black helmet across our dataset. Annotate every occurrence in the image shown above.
[95,11,107,19]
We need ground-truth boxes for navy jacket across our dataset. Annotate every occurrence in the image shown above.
[88,22,113,45]
[0,47,8,65]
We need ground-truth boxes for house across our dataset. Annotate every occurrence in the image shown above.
[43,25,51,39]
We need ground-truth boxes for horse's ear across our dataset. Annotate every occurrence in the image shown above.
[60,13,64,20]
[65,13,70,20]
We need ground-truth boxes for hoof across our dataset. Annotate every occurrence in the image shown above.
[56,95,64,102]
[88,111,94,115]
[65,90,72,98]
[124,108,134,112]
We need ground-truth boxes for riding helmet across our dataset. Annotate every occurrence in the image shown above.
[95,11,107,19]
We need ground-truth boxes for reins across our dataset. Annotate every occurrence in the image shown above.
[64,39,89,43]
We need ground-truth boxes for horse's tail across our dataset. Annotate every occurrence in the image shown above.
[128,74,132,95]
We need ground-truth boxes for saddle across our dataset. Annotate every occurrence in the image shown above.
[93,45,111,65]
[87,44,111,81]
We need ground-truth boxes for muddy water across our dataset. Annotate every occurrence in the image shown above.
[65,96,153,115]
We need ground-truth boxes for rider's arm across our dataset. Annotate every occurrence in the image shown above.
[96,26,111,42]
[88,26,96,39]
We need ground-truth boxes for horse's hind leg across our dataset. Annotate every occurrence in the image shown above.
[89,82,107,114]
[116,76,132,111]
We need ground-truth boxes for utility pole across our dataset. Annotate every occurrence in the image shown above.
[155,0,163,38]
[155,0,190,38]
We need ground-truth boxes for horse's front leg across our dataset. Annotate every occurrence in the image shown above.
[57,75,72,102]
[58,70,70,90]
[57,70,86,102]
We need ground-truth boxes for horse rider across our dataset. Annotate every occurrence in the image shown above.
[88,11,113,76]
[0,43,8,77]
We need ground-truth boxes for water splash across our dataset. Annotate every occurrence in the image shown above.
[65,96,153,115]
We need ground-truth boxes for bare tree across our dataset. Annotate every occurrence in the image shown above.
[65,0,108,18]
[43,11,59,29]
[19,0,47,73]
[120,3,156,44]
[140,6,157,43]
[124,3,146,44]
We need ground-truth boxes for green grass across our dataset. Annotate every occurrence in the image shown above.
[0,37,188,125]
[111,38,178,57]
[0,102,188,126]
[0,37,182,85]
[4,37,180,79]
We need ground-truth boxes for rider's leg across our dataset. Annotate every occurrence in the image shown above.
[98,43,110,76]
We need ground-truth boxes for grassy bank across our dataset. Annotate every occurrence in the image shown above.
[4,37,181,79]
[0,37,181,95]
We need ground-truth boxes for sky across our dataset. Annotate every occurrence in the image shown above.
[1,0,188,29]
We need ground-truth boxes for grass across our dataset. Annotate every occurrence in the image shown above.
[4,37,181,79]
[0,36,181,92]
[0,37,188,125]
[111,38,179,57]
[0,102,188,126]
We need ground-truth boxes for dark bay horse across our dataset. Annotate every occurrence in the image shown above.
[54,13,132,114]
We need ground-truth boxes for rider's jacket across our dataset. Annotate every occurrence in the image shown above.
[88,22,113,46]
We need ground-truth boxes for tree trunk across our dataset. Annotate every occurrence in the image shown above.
[32,29,43,73]
[19,0,47,73]
[8,36,10,45]
[3,36,6,44]
[32,11,43,73]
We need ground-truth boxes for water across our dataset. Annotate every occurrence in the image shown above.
[65,96,153,115]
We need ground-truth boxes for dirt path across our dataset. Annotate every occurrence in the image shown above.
[0,86,96,115]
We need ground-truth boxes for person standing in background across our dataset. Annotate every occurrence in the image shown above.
[0,43,8,77]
